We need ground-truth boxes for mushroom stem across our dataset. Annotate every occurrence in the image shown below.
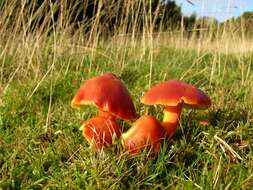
[162,105,182,137]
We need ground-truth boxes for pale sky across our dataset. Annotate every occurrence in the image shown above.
[174,0,253,21]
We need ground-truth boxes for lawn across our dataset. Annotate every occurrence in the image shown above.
[0,37,253,189]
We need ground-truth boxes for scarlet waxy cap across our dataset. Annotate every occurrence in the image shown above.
[122,115,165,155]
[141,80,211,109]
[71,73,137,120]
[82,116,121,150]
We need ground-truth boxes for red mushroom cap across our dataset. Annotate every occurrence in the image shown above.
[141,80,211,109]
[71,73,137,120]
[122,115,165,155]
[82,116,121,150]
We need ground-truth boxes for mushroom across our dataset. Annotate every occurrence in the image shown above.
[82,116,121,149]
[141,80,211,137]
[71,73,137,149]
[122,115,165,155]
[71,73,136,120]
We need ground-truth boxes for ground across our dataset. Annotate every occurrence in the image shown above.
[0,37,253,189]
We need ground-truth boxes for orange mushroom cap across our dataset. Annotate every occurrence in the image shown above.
[141,80,211,109]
[71,73,137,120]
[122,115,165,155]
[82,116,121,150]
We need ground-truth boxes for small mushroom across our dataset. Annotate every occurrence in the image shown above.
[82,116,121,150]
[71,73,137,149]
[141,80,211,137]
[122,115,165,155]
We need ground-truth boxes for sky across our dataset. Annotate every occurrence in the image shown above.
[174,0,253,21]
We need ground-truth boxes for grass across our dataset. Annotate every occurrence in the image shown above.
[0,36,253,189]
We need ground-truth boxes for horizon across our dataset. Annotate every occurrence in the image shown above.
[174,0,253,21]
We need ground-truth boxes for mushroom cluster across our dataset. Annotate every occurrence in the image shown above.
[71,73,211,155]
[71,73,136,150]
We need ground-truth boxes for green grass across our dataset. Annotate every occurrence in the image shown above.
[0,43,253,189]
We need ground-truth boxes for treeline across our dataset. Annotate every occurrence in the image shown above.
[0,0,197,36]
[1,0,252,38]
[222,11,253,37]
[194,11,253,38]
